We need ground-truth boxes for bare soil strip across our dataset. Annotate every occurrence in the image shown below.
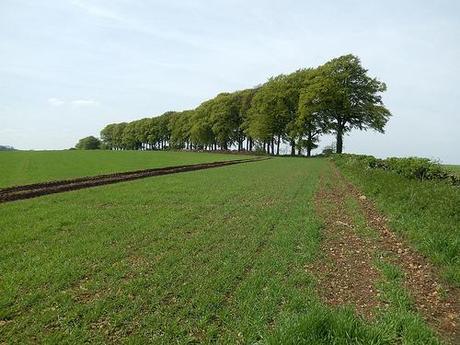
[311,165,459,343]
[311,172,382,319]
[0,158,267,203]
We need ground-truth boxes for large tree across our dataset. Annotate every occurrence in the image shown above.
[170,110,193,149]
[296,68,330,157]
[191,102,215,149]
[98,55,390,156]
[208,93,241,150]
[75,136,101,150]
[307,54,391,153]
[247,77,292,154]
[100,123,118,149]
[238,87,259,151]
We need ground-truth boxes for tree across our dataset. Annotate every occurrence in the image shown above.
[112,122,127,150]
[296,69,330,157]
[100,123,118,149]
[170,110,193,149]
[238,87,259,151]
[97,55,391,156]
[247,71,309,155]
[122,120,142,150]
[75,136,101,150]
[308,54,391,153]
[246,79,283,154]
[191,101,215,149]
[208,93,241,150]
[157,112,173,149]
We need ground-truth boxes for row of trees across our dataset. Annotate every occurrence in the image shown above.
[99,55,391,155]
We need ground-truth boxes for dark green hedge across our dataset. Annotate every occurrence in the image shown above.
[332,154,460,185]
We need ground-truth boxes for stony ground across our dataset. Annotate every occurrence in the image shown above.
[310,164,459,344]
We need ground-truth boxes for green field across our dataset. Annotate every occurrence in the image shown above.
[1,152,457,344]
[0,150,251,188]
[337,160,460,286]
[445,165,460,177]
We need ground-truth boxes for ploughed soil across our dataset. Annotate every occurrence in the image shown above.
[310,164,459,343]
[0,158,266,203]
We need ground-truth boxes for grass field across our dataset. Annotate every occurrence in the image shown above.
[336,160,460,286]
[0,152,456,344]
[0,150,251,188]
[445,165,460,177]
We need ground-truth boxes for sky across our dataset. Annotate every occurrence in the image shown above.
[1,0,459,163]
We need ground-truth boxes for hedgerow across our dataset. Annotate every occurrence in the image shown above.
[333,154,459,185]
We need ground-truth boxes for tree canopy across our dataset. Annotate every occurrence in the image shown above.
[75,136,102,150]
[98,55,390,155]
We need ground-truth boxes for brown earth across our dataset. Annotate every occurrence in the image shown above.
[0,158,267,203]
[310,164,459,343]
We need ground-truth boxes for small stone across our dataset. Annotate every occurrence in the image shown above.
[359,195,367,200]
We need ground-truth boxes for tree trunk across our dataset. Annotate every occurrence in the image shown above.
[307,132,312,157]
[249,138,253,151]
[336,127,343,154]
[276,135,280,155]
[290,140,295,156]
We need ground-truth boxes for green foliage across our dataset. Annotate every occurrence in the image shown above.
[97,55,390,156]
[301,55,391,153]
[334,153,459,185]
[267,303,441,345]
[169,110,192,149]
[321,144,336,156]
[75,136,101,150]
[385,157,448,180]
[0,145,16,151]
[445,165,460,178]
[334,154,460,285]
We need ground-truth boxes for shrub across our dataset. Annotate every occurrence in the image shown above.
[332,154,460,185]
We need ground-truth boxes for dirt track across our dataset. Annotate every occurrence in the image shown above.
[311,164,459,343]
[0,158,267,203]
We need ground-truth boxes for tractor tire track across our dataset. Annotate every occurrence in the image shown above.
[310,163,459,343]
[0,158,268,203]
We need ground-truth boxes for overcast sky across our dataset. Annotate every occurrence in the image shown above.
[1,0,459,163]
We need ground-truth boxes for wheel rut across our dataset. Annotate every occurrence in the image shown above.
[0,158,268,203]
[310,164,459,343]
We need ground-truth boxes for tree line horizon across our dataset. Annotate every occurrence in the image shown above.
[96,54,391,156]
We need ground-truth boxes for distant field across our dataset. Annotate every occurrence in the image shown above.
[0,150,251,188]
[445,164,460,176]
[1,156,450,344]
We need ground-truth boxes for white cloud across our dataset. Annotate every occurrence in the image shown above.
[48,97,65,107]
[71,99,100,107]
[47,98,100,107]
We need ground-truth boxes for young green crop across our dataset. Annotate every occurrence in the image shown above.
[0,156,449,344]
[0,150,251,188]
